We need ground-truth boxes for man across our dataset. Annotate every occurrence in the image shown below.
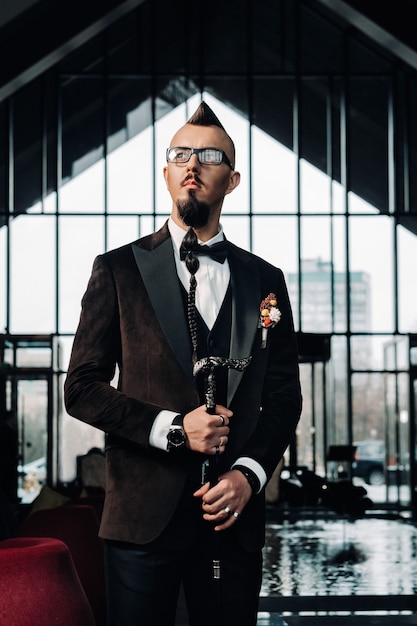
[64,102,302,626]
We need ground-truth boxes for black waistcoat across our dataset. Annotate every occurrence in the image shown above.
[180,281,232,406]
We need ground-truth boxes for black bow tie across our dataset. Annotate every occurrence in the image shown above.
[179,240,228,264]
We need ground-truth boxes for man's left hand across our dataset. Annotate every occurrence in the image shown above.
[193,469,252,531]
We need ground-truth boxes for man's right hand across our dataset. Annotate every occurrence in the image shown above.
[183,404,232,455]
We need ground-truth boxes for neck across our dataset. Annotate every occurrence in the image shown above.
[193,223,220,242]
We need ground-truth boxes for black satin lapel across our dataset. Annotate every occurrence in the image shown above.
[131,239,193,380]
[227,253,261,405]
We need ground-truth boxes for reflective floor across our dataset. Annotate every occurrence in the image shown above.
[262,514,417,596]
[258,507,417,625]
[177,506,417,626]
[176,507,417,625]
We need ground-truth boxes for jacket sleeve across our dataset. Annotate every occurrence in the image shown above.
[64,253,165,448]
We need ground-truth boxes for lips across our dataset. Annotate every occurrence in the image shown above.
[183,176,202,189]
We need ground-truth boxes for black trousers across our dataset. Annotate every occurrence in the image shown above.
[104,484,262,626]
[105,532,261,626]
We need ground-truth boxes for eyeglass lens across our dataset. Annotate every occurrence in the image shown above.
[166,147,231,167]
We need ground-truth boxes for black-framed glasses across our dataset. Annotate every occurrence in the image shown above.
[166,147,233,169]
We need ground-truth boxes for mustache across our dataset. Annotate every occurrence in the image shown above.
[182,174,203,186]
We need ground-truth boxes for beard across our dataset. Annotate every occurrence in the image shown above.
[177,192,210,229]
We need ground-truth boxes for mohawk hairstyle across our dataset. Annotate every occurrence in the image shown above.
[186,101,236,168]
[187,101,226,129]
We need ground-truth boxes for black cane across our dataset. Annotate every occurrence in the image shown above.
[204,367,220,489]
[193,356,252,580]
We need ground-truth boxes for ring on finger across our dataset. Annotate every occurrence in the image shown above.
[218,415,225,426]
[224,506,231,516]
[233,511,240,519]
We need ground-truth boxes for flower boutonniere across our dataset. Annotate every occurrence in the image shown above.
[259,293,281,348]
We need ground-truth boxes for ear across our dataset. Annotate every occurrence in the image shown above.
[225,170,241,196]
[163,166,168,186]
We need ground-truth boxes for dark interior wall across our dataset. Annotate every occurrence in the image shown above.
[1,0,417,232]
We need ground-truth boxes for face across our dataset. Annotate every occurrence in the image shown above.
[163,124,240,226]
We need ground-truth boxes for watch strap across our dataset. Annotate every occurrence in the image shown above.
[171,413,184,427]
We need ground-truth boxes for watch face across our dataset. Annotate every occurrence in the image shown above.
[168,427,186,447]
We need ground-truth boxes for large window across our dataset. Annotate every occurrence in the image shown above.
[1,0,416,507]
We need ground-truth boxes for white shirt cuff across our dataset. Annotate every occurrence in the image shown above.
[149,410,179,451]
[232,457,267,493]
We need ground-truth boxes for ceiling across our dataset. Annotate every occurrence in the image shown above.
[0,0,146,101]
[1,0,416,230]
[1,0,417,102]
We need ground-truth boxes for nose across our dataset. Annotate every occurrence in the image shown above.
[186,152,201,170]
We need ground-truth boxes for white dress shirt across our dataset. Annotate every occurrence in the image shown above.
[149,218,266,492]
[168,217,230,330]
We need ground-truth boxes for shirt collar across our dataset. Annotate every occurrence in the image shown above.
[168,217,225,258]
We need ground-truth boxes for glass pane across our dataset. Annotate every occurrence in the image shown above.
[300,217,332,332]
[0,227,6,332]
[107,216,140,251]
[349,215,394,332]
[0,101,6,223]
[253,215,298,272]
[108,80,152,154]
[253,78,294,153]
[332,180,345,214]
[398,225,417,333]
[331,335,348,444]
[10,216,56,333]
[414,379,417,505]
[59,336,75,372]
[252,126,297,214]
[17,378,48,504]
[352,373,387,503]
[59,391,105,483]
[384,373,411,505]
[381,335,409,371]
[352,373,384,443]
[313,361,326,476]
[16,347,51,369]
[348,192,379,215]
[409,79,417,215]
[59,160,105,214]
[44,191,57,214]
[252,217,298,328]
[333,216,347,332]
[349,78,389,216]
[351,335,406,371]
[300,160,331,214]
[298,362,314,471]
[300,80,328,181]
[14,81,42,215]
[296,360,329,477]
[61,77,104,193]
[58,216,104,333]
[108,127,153,215]
[398,373,411,504]
[141,215,158,237]
[221,216,250,251]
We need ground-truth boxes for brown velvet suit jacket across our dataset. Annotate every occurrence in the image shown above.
[64,221,302,552]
